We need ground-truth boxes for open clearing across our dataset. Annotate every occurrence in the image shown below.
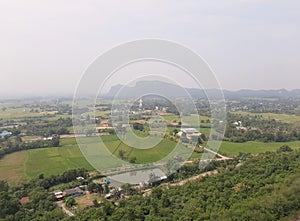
[234,111,300,124]
[219,141,300,157]
[2,136,300,183]
[101,135,192,164]
[162,114,211,127]
[0,138,94,183]
[0,136,194,182]
[0,151,27,183]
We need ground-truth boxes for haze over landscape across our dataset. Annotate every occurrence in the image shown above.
[1,0,300,97]
[2,1,300,221]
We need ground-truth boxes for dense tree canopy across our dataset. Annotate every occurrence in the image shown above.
[67,150,300,221]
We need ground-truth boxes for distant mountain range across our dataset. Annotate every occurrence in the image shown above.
[103,81,300,100]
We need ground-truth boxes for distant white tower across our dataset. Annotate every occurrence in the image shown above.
[139,98,143,110]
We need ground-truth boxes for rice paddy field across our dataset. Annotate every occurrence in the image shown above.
[1,135,300,183]
[0,138,94,183]
[0,136,193,183]
[219,140,300,157]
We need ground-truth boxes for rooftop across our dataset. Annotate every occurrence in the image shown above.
[19,197,30,204]
[0,130,12,137]
[181,128,200,134]
[64,187,84,196]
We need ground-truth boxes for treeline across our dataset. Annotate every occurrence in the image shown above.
[70,148,300,220]
[31,168,89,189]
[20,117,72,137]
[0,137,60,159]
[225,113,300,143]
[226,98,300,115]
[166,158,235,183]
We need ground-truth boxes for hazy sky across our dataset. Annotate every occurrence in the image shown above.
[0,0,300,96]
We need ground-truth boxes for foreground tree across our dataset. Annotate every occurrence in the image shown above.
[277,145,293,153]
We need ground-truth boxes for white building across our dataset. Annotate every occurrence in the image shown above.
[179,128,201,139]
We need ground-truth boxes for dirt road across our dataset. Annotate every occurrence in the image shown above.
[57,201,75,217]
[169,169,218,186]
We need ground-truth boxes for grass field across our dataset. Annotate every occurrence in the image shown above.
[0,106,72,121]
[2,135,300,183]
[235,111,300,124]
[199,127,212,137]
[219,140,300,157]
[98,135,193,164]
[0,136,193,182]
[0,138,94,183]
[162,114,211,127]
[0,151,27,183]
[0,107,41,119]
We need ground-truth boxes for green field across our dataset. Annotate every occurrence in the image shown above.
[162,114,211,126]
[2,135,300,183]
[0,138,94,183]
[0,136,194,182]
[235,111,300,124]
[0,106,72,121]
[219,140,300,157]
[0,107,42,119]
[100,135,192,164]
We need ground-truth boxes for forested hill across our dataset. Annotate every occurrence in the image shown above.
[1,149,300,220]
[105,81,300,100]
[70,148,300,221]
